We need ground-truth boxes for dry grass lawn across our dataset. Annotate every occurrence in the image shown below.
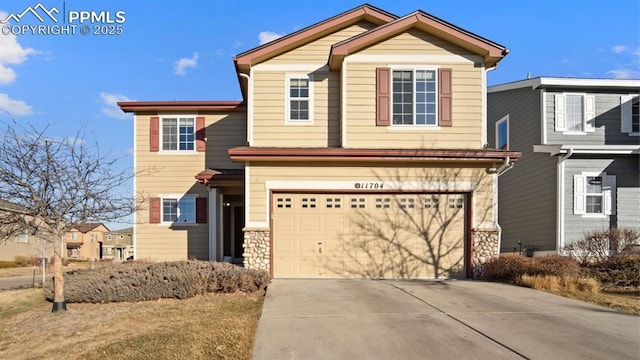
[519,275,640,315]
[0,288,263,360]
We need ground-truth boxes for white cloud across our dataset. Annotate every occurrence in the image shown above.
[100,92,133,119]
[606,69,640,79]
[0,93,33,116]
[174,52,199,76]
[0,12,37,85]
[611,45,628,54]
[258,31,283,45]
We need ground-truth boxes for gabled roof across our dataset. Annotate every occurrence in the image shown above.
[329,10,508,69]
[488,77,640,93]
[233,4,396,71]
[0,199,28,214]
[72,223,109,233]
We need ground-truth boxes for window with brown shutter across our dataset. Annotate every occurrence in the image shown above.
[196,116,206,152]
[149,197,161,224]
[150,116,160,152]
[376,67,390,126]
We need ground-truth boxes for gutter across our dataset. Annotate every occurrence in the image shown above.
[496,156,514,176]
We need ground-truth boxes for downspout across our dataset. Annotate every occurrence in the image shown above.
[482,65,498,147]
[496,156,513,176]
[238,72,252,146]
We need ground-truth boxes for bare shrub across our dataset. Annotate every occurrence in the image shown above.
[0,261,17,268]
[13,255,39,267]
[529,255,581,277]
[520,274,561,291]
[482,254,580,283]
[584,255,640,289]
[564,228,640,265]
[43,260,270,303]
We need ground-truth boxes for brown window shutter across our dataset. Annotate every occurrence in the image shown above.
[376,67,391,126]
[196,197,207,224]
[196,116,206,152]
[150,116,160,152]
[438,68,452,127]
[149,197,161,224]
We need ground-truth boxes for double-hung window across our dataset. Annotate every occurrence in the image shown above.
[555,93,595,133]
[16,232,28,243]
[495,115,509,150]
[392,69,437,125]
[162,117,195,151]
[162,196,195,224]
[574,173,616,216]
[286,75,313,123]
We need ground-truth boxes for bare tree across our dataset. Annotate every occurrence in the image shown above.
[0,120,136,312]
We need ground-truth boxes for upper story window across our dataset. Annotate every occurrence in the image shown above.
[392,69,437,126]
[495,115,509,150]
[71,232,78,240]
[286,75,313,123]
[162,196,195,224]
[621,95,639,136]
[554,93,595,134]
[162,117,195,151]
[16,232,28,243]
[574,173,616,217]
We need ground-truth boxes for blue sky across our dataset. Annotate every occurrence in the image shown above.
[0,0,638,226]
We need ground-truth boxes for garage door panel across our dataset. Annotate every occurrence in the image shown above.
[273,193,467,279]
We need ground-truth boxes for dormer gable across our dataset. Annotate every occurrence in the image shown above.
[329,10,507,70]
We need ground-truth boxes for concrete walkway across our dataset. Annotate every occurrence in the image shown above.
[253,279,640,360]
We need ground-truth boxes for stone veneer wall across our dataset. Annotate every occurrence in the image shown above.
[243,228,270,271]
[471,228,500,279]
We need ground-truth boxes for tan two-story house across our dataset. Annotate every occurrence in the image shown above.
[119,4,519,279]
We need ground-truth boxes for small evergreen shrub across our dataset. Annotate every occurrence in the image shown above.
[481,255,529,282]
[44,260,270,303]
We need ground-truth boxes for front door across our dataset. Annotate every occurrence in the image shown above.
[223,204,245,265]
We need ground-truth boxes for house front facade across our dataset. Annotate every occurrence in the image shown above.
[65,223,110,260]
[0,199,54,262]
[488,77,640,255]
[120,4,519,278]
[101,227,134,261]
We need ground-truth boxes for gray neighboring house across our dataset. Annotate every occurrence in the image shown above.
[488,77,639,255]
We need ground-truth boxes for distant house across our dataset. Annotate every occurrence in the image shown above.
[488,77,640,255]
[65,223,110,260]
[0,199,53,262]
[101,227,134,261]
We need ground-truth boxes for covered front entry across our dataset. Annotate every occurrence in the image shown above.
[271,192,468,279]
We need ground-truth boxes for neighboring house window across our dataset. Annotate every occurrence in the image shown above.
[16,232,28,243]
[71,233,78,240]
[621,95,640,135]
[286,75,313,123]
[574,173,616,216]
[68,248,78,258]
[107,235,112,240]
[495,115,509,150]
[162,117,195,151]
[392,69,437,125]
[554,93,595,133]
[162,197,196,223]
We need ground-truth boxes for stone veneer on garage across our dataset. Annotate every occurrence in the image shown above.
[243,227,500,279]
[243,228,270,271]
[471,228,500,279]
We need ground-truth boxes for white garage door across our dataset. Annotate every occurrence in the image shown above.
[272,193,467,278]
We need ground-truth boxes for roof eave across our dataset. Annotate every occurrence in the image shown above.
[117,101,246,113]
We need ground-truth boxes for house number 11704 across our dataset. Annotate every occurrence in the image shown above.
[354,182,384,189]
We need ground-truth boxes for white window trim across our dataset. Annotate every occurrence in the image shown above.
[285,74,314,124]
[388,66,439,128]
[495,115,509,150]
[159,115,198,153]
[16,232,28,243]
[573,172,616,218]
[621,95,640,136]
[160,194,198,226]
[554,93,595,134]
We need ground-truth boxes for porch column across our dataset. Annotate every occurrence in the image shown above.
[208,187,219,261]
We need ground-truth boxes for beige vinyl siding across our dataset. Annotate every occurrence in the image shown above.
[247,162,494,225]
[135,112,246,260]
[253,71,340,147]
[268,22,377,64]
[345,30,484,149]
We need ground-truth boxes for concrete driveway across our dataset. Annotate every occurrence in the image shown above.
[253,279,640,360]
